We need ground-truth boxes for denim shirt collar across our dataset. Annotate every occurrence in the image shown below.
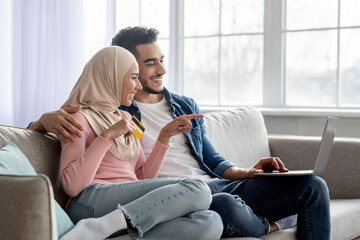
[163,88,181,110]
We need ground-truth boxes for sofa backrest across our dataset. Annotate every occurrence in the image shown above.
[204,107,271,168]
[0,106,270,208]
[0,125,68,208]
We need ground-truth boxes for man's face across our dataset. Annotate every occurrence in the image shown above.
[135,42,166,94]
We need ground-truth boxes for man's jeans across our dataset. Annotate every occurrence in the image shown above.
[68,178,223,240]
[207,175,331,239]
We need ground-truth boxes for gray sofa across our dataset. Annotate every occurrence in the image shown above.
[0,107,360,240]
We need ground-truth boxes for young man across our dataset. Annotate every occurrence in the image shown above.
[31,27,330,239]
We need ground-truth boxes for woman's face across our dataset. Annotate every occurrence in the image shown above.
[121,62,142,106]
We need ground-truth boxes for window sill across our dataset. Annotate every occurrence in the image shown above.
[200,106,360,118]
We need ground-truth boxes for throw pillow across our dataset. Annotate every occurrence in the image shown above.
[0,143,74,238]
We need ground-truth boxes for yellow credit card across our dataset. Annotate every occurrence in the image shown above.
[131,115,145,140]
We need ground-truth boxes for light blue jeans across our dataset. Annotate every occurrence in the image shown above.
[68,178,223,240]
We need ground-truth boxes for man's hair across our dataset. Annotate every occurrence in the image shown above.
[111,26,159,58]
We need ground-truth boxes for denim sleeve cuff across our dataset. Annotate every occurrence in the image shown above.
[212,161,235,177]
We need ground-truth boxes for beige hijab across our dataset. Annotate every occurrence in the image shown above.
[62,46,140,160]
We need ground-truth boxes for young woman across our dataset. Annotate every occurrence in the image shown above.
[59,46,223,240]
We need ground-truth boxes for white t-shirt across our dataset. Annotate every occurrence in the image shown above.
[134,98,213,181]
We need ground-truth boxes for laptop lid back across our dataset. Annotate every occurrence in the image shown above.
[313,117,339,175]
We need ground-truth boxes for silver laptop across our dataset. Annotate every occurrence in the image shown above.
[254,116,339,176]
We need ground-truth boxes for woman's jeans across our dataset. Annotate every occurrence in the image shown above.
[207,175,331,240]
[68,178,223,240]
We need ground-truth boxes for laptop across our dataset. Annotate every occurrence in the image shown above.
[254,116,339,176]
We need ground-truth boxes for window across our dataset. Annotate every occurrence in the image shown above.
[83,0,360,110]
[183,0,264,106]
[84,0,170,86]
[284,0,360,108]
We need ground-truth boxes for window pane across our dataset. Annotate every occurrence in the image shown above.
[341,0,360,26]
[340,29,360,106]
[184,0,219,36]
[115,0,140,29]
[285,30,337,107]
[116,0,169,38]
[286,0,338,30]
[221,0,263,34]
[141,0,169,38]
[221,35,263,105]
[183,38,219,105]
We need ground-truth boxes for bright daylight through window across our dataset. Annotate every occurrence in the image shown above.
[84,0,360,109]
[285,0,360,108]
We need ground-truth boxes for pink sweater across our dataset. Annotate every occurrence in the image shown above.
[60,111,169,197]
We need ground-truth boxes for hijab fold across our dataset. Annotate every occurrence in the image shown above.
[62,46,139,160]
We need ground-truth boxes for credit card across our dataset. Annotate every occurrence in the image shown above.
[131,115,145,140]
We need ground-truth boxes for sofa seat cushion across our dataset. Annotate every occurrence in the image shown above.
[330,199,360,240]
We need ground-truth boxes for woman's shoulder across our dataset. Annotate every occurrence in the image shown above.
[70,111,92,131]
[70,111,87,122]
[120,110,132,120]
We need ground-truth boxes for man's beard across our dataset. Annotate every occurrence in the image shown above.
[140,77,164,94]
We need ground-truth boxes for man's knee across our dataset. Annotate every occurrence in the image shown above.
[306,176,329,196]
[210,193,267,237]
[210,193,247,220]
[301,176,330,208]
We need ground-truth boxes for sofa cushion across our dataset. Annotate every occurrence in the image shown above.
[0,125,67,207]
[330,199,360,240]
[0,143,74,238]
[204,107,271,168]
[0,142,37,175]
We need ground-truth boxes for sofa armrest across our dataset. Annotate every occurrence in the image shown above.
[0,174,57,240]
[268,135,360,199]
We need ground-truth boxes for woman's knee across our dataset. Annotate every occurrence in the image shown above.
[181,178,212,209]
[194,210,224,240]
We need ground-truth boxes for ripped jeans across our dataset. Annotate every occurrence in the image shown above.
[68,178,223,240]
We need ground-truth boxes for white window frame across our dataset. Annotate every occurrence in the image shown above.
[103,0,360,117]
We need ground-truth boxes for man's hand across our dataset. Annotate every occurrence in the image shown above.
[158,114,204,146]
[222,157,289,180]
[249,157,289,176]
[29,106,84,142]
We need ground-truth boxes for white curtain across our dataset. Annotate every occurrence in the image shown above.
[0,0,85,127]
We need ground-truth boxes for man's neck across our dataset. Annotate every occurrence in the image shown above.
[134,90,164,104]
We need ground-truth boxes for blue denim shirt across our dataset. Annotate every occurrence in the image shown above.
[119,88,234,178]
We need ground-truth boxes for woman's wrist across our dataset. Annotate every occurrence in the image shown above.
[101,131,113,142]
[157,129,171,146]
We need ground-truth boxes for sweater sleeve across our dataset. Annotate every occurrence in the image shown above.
[59,113,111,197]
[135,139,169,180]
